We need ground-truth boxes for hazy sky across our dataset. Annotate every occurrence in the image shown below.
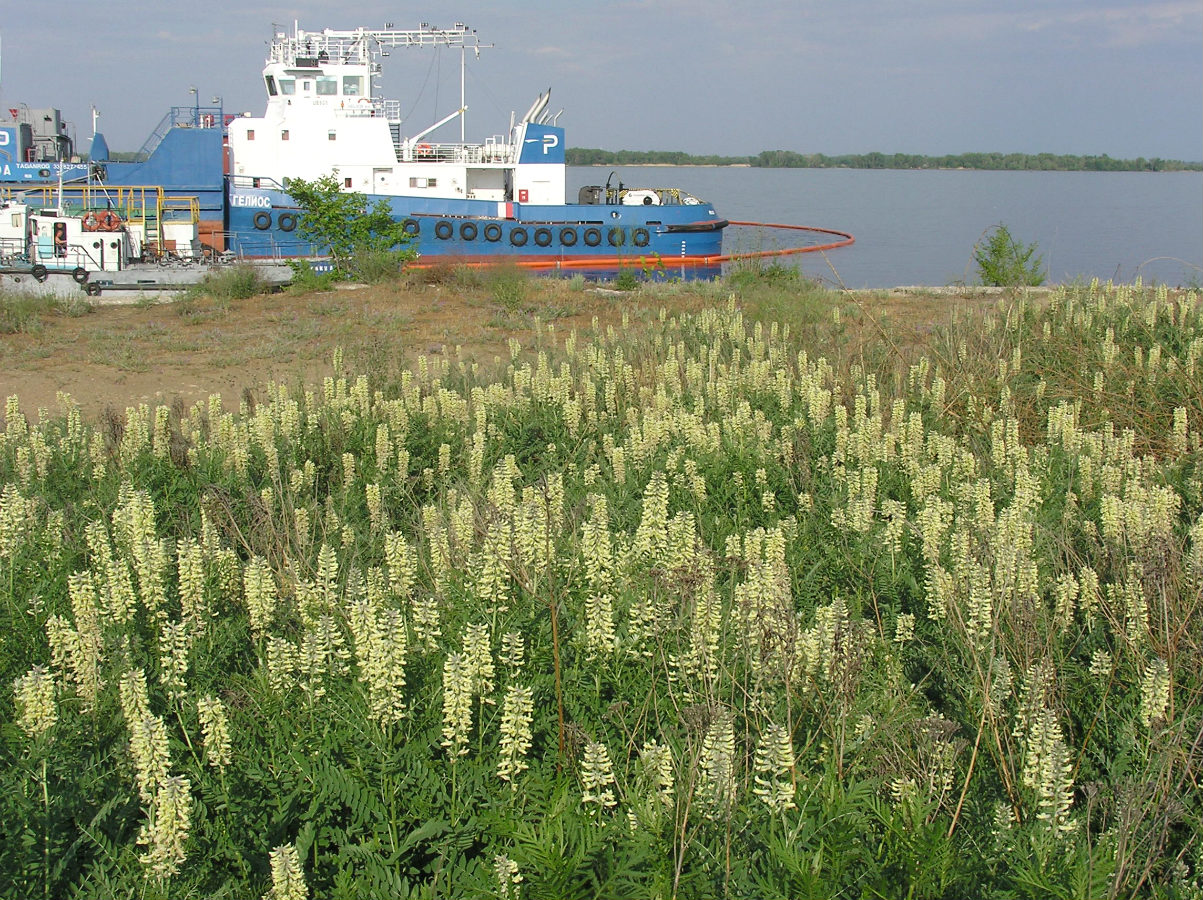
[2,1,1200,160]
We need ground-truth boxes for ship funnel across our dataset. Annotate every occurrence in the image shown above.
[520,89,551,124]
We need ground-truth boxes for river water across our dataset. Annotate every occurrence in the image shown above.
[568,167,1203,289]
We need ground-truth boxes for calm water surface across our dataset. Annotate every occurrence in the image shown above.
[569,167,1203,288]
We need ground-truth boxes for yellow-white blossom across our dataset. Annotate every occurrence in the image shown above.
[197,695,233,771]
[494,853,523,900]
[264,842,308,900]
[13,665,57,739]
[441,652,474,758]
[497,685,534,785]
[699,715,736,814]
[129,714,171,804]
[500,632,525,672]
[581,741,617,811]
[753,723,796,812]
[1140,658,1171,728]
[138,775,192,878]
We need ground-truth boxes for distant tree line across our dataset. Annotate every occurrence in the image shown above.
[566,148,750,167]
[567,147,1202,171]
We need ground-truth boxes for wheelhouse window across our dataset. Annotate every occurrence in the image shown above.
[342,76,364,96]
[409,177,438,188]
[265,75,278,96]
[279,79,296,95]
[316,77,338,96]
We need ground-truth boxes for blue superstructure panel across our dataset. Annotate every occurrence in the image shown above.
[102,127,223,189]
[518,124,565,164]
[89,132,111,162]
[101,127,226,217]
[0,126,19,160]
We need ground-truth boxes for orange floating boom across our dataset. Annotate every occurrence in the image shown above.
[407,222,854,271]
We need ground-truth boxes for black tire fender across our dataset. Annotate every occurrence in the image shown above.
[509,227,528,246]
[483,223,502,242]
[72,266,89,284]
[632,227,650,247]
[434,220,454,240]
[277,212,298,232]
[31,264,48,282]
[252,211,272,230]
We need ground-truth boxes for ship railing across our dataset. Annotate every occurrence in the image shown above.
[135,105,225,160]
[228,175,289,192]
[337,98,402,120]
[0,237,29,266]
[224,232,324,262]
[3,236,110,272]
[0,184,199,231]
[397,140,516,164]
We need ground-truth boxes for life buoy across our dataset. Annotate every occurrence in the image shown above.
[277,212,298,232]
[534,227,552,247]
[460,222,478,241]
[253,211,272,230]
[82,213,101,232]
[632,227,650,247]
[509,227,528,246]
[401,218,420,236]
[31,264,48,282]
[583,227,602,247]
[72,266,89,284]
[434,220,454,240]
[483,223,502,242]
[608,227,626,247]
[98,211,121,232]
[559,227,578,247]
[417,143,433,158]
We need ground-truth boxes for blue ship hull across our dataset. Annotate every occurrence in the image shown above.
[226,187,726,264]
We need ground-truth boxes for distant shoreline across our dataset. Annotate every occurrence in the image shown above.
[567,149,1203,172]
[575,163,1201,172]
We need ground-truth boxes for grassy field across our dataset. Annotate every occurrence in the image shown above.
[1,268,1201,898]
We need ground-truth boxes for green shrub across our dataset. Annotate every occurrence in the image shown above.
[488,266,530,310]
[286,173,417,277]
[613,268,640,292]
[345,248,413,284]
[973,223,1046,286]
[184,264,269,301]
[287,260,343,292]
[0,289,92,333]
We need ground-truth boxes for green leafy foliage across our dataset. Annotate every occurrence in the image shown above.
[974,223,1047,287]
[183,263,271,301]
[285,173,417,278]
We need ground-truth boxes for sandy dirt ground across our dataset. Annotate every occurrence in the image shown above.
[1,278,1005,422]
[1,280,712,420]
